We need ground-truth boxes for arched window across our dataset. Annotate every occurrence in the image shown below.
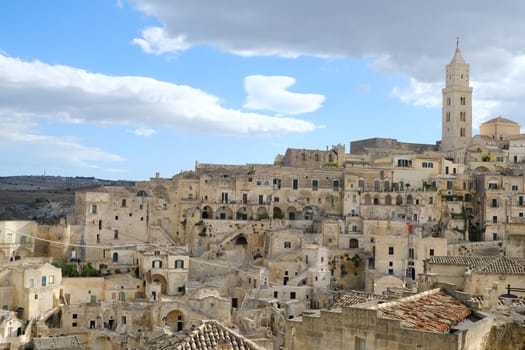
[112,252,118,262]
[175,260,184,269]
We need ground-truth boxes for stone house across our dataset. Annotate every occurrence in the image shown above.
[0,259,62,320]
[285,288,491,350]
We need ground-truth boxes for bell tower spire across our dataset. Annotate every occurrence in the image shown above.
[441,43,473,153]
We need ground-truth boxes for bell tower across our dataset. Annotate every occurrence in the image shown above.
[441,42,473,152]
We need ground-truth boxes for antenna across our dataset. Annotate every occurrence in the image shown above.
[456,36,460,49]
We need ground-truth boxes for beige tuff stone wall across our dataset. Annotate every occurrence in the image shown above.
[464,272,523,297]
[62,277,104,304]
[284,305,491,350]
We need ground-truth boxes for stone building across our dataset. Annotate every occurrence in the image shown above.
[0,258,62,320]
[285,288,491,350]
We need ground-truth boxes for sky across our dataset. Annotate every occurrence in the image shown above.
[2,1,525,180]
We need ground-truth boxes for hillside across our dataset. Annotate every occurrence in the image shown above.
[0,176,134,224]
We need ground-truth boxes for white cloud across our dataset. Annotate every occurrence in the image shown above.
[392,52,525,127]
[243,75,325,115]
[132,27,190,55]
[130,1,525,126]
[0,54,316,135]
[132,128,157,137]
[391,79,441,109]
[0,116,126,172]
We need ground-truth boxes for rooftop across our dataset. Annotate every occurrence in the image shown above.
[330,290,387,309]
[428,255,525,275]
[374,289,472,333]
[481,116,519,125]
[139,320,264,350]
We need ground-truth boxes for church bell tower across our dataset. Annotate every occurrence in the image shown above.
[441,42,473,152]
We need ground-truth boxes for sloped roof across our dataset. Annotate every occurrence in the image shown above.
[331,290,387,309]
[481,116,519,125]
[428,255,525,275]
[473,256,525,275]
[428,256,496,267]
[449,47,466,65]
[140,320,264,350]
[375,289,471,333]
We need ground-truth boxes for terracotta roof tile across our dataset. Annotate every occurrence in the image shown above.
[429,256,525,275]
[331,290,387,309]
[376,290,471,333]
[139,320,264,350]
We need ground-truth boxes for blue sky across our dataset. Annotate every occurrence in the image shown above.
[2,1,525,180]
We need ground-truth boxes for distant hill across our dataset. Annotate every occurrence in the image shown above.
[0,176,134,224]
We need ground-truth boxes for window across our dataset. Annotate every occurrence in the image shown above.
[114,230,118,240]
[388,269,394,275]
[312,180,318,191]
[422,162,434,168]
[48,275,54,284]
[96,234,100,243]
[115,216,119,220]
[92,205,97,214]
[388,246,394,255]
[274,291,278,298]
[447,181,453,190]
[389,261,393,266]
[429,197,433,204]
[520,212,524,217]
[284,241,291,249]
[41,276,46,287]
[121,199,126,207]
[493,233,498,241]
[221,192,228,204]
[460,111,466,121]
[72,313,78,319]
[492,216,498,224]
[90,320,96,329]
[519,196,524,206]
[460,96,466,105]
[429,248,435,256]
[121,316,127,325]
[445,166,449,174]
[112,252,119,262]
[333,180,339,191]
[175,259,184,269]
[492,198,498,208]
[460,128,465,137]
[512,185,519,191]
[408,248,414,259]
[488,183,498,190]
[447,97,451,106]
[290,292,296,299]
[28,279,34,288]
[292,179,298,190]
[397,159,411,167]
[446,111,450,122]
[72,322,77,327]
[152,260,162,268]
[256,178,262,186]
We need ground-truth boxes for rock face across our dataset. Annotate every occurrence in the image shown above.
[483,311,525,350]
